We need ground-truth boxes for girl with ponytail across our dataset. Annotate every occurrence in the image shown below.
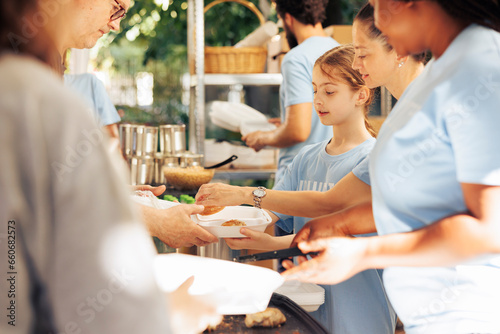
[199,44,396,334]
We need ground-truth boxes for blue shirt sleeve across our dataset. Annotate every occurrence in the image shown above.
[445,74,500,185]
[272,156,297,233]
[90,76,121,127]
[281,57,313,108]
[352,156,371,185]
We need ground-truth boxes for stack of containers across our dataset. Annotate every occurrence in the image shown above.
[155,124,187,185]
[274,280,325,312]
[119,124,189,186]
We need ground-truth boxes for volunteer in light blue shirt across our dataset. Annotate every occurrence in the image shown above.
[64,73,121,127]
[274,138,395,334]
[370,24,500,333]
[282,3,500,333]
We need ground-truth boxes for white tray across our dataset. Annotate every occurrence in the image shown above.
[154,254,284,314]
[194,206,272,238]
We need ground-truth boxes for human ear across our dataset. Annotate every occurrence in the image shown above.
[284,13,294,28]
[355,87,371,106]
[396,55,408,67]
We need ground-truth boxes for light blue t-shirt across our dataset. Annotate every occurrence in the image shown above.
[64,73,121,127]
[273,138,396,334]
[352,155,371,185]
[370,25,500,334]
[277,36,339,181]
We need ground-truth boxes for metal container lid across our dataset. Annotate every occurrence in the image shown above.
[179,152,204,167]
[159,124,186,129]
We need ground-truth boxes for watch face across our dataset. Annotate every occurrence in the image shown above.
[253,189,265,197]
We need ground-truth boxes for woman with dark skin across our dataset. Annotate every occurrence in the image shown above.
[284,1,500,333]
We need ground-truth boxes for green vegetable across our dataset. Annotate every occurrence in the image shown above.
[163,195,179,202]
[179,194,195,204]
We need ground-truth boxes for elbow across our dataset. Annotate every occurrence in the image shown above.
[290,131,309,144]
[486,226,500,253]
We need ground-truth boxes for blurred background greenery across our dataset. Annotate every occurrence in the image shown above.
[92,0,366,125]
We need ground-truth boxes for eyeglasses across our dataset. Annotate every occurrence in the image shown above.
[110,0,126,21]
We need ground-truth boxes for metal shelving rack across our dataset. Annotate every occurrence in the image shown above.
[187,0,282,158]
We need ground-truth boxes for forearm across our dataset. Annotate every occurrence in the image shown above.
[263,125,307,148]
[263,190,345,218]
[140,205,156,234]
[254,172,372,218]
[362,213,500,270]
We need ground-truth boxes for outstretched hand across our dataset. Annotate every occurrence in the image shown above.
[196,183,250,207]
[291,213,350,248]
[281,237,368,285]
[132,184,166,197]
[142,204,218,248]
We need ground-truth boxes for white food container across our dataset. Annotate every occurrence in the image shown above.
[274,280,325,312]
[194,206,272,238]
[154,253,284,314]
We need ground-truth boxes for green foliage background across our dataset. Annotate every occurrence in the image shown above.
[95,0,367,124]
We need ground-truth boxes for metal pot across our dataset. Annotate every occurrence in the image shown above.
[132,125,158,157]
[128,156,155,185]
[118,123,137,157]
[159,124,186,155]
[179,152,204,167]
[154,154,181,185]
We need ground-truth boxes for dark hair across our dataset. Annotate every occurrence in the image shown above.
[0,0,61,71]
[402,0,500,32]
[354,2,427,63]
[315,44,377,137]
[274,0,328,26]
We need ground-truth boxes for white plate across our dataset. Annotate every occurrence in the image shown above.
[154,254,284,314]
[195,206,272,238]
[240,119,277,137]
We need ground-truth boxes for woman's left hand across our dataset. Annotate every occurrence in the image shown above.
[281,237,368,285]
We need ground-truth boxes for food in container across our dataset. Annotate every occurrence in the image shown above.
[200,205,225,216]
[221,219,246,227]
[162,165,215,191]
[194,206,272,238]
[154,154,180,185]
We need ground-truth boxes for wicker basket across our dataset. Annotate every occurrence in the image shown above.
[204,0,267,74]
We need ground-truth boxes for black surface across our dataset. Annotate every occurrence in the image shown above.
[204,293,330,334]
[235,247,319,263]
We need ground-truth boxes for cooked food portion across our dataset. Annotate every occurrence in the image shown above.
[200,205,225,216]
[221,219,247,227]
[163,166,214,190]
[244,307,286,328]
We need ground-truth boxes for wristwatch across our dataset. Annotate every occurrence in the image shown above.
[252,186,267,209]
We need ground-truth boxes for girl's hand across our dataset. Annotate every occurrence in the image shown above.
[224,228,274,250]
[281,237,368,285]
[195,183,251,207]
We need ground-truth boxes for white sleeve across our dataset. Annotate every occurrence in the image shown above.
[46,88,171,333]
[0,56,171,334]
